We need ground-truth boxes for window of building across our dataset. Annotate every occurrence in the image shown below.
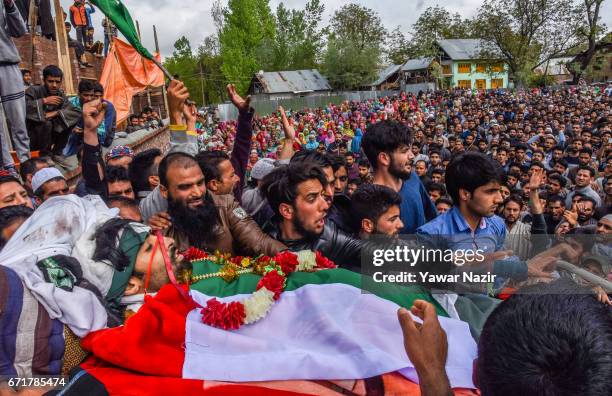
[458,63,471,73]
[457,80,472,89]
[475,79,486,89]
[491,63,504,72]
[491,78,504,88]
[476,63,486,72]
[442,64,451,74]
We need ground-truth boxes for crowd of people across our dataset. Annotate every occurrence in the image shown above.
[1,2,611,392]
[1,67,611,392]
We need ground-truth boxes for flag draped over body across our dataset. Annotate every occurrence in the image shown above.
[78,260,478,395]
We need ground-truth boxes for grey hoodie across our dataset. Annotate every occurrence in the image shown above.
[0,1,26,64]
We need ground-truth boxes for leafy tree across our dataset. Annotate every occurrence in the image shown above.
[571,0,607,82]
[386,26,413,65]
[164,36,225,106]
[219,0,276,94]
[322,4,384,90]
[268,0,325,70]
[474,0,577,87]
[410,6,473,58]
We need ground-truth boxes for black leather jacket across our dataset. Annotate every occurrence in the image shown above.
[263,218,363,271]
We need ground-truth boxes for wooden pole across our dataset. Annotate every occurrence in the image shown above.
[52,0,74,94]
[136,20,152,108]
[153,25,169,119]
[28,0,37,71]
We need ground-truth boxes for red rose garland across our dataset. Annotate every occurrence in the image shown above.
[194,250,336,330]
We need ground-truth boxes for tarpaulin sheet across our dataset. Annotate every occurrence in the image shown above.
[100,38,164,124]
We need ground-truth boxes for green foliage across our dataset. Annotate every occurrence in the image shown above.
[269,0,325,71]
[164,36,225,106]
[322,4,384,90]
[474,0,577,87]
[410,6,473,58]
[219,0,276,94]
[387,26,413,65]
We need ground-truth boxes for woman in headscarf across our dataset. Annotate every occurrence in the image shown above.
[324,129,335,148]
[351,127,363,155]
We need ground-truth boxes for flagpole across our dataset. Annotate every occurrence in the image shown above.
[153,25,170,120]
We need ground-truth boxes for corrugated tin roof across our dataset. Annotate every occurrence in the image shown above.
[254,70,331,93]
[371,64,402,86]
[437,39,499,60]
[402,57,433,71]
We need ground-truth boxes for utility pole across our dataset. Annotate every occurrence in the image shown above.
[200,62,205,106]
[153,25,169,120]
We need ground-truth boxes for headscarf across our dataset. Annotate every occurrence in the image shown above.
[351,128,363,153]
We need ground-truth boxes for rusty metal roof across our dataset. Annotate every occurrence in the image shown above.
[253,69,331,93]
[371,64,402,86]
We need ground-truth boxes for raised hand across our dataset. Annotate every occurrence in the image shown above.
[227,84,251,112]
[278,106,295,140]
[527,168,544,191]
[168,80,189,125]
[398,300,452,396]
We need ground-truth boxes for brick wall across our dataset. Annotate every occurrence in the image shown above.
[13,34,104,90]
[132,87,168,119]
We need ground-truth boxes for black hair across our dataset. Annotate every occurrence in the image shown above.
[143,106,153,113]
[426,182,445,194]
[576,165,596,178]
[105,165,131,184]
[445,152,503,204]
[351,183,401,227]
[330,155,346,173]
[290,150,334,169]
[78,79,96,93]
[42,65,63,80]
[64,21,71,28]
[158,152,199,188]
[358,158,370,168]
[579,147,593,155]
[94,82,104,94]
[195,151,230,183]
[477,279,612,396]
[21,69,31,76]
[92,218,132,271]
[345,152,355,159]
[529,161,544,170]
[261,163,328,217]
[435,197,453,207]
[547,194,565,206]
[515,143,528,152]
[0,205,33,250]
[503,194,523,208]
[555,158,569,169]
[129,148,162,194]
[0,175,21,186]
[105,195,139,211]
[362,120,413,170]
[19,158,48,181]
[579,196,597,208]
[348,177,362,186]
[548,174,567,188]
[431,168,444,176]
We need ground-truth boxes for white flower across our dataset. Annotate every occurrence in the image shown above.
[243,288,275,324]
[296,250,316,271]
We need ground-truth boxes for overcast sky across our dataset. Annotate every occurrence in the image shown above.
[61,0,612,59]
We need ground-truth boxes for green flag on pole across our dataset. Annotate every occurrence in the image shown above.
[90,0,154,59]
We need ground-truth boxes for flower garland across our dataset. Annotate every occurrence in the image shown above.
[185,248,336,330]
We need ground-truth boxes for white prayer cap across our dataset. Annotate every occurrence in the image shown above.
[32,167,64,192]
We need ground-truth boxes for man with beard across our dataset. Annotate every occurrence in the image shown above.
[545,195,566,234]
[351,183,404,239]
[153,151,285,256]
[362,120,436,233]
[261,162,364,271]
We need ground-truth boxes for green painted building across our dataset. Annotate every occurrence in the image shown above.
[436,39,509,89]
